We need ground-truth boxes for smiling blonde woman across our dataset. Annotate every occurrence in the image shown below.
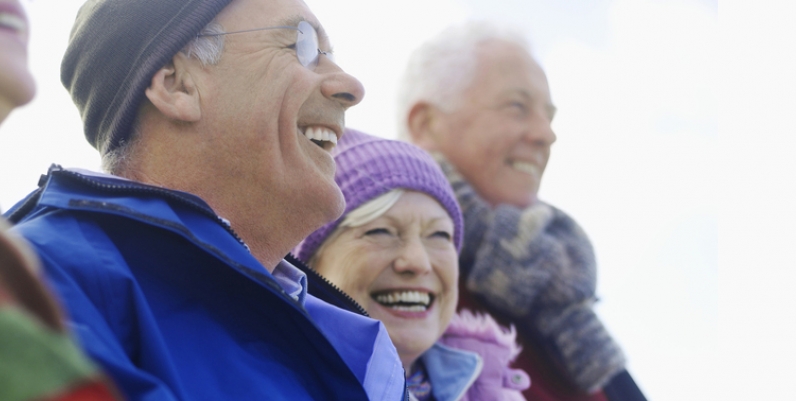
[295,129,530,401]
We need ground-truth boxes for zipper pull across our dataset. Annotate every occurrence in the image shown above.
[39,164,64,187]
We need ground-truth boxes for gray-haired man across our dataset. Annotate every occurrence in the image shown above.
[398,21,645,400]
[5,0,405,399]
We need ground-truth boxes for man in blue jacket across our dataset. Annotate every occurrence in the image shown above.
[5,0,405,399]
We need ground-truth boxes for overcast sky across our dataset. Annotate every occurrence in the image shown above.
[2,0,761,399]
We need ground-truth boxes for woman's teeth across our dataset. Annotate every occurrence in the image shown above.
[374,290,432,312]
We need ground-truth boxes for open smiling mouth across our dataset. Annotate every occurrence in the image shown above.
[507,159,540,177]
[301,126,338,151]
[372,290,434,313]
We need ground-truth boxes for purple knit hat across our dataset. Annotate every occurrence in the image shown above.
[294,129,463,263]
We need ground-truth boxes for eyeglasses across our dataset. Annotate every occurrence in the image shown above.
[197,20,330,70]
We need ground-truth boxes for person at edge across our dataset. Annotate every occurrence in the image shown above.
[396,21,647,401]
[1,1,121,400]
[4,0,405,399]
[295,129,531,401]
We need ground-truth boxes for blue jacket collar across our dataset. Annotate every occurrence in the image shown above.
[421,342,483,401]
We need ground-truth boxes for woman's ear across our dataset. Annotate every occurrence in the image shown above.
[144,53,201,122]
[406,102,442,151]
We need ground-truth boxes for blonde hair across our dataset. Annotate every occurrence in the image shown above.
[309,189,404,265]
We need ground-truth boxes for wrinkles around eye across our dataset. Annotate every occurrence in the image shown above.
[363,228,392,236]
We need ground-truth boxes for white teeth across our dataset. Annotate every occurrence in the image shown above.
[374,290,431,309]
[510,161,540,177]
[391,305,427,312]
[302,126,337,148]
[0,13,26,33]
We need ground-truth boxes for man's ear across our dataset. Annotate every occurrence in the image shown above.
[406,102,443,151]
[144,53,201,122]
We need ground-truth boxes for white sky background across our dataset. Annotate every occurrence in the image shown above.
[3,0,770,399]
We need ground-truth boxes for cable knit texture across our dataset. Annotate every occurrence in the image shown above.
[436,155,626,393]
[439,310,530,401]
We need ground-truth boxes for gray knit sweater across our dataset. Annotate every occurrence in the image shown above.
[437,156,626,393]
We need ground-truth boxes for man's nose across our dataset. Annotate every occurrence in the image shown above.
[524,117,557,147]
[319,58,365,109]
[392,238,433,276]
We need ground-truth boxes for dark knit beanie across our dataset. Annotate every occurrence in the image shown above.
[294,129,463,263]
[61,0,232,156]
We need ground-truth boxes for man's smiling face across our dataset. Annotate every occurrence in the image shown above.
[430,39,556,208]
[192,0,364,230]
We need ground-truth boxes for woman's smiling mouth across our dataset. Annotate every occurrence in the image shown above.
[372,290,434,313]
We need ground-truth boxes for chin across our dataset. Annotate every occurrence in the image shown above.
[518,193,538,208]
[502,186,540,208]
[0,70,36,109]
[292,180,345,235]
[309,187,345,231]
[487,192,532,209]
[325,185,346,220]
[518,198,537,209]
[391,330,437,362]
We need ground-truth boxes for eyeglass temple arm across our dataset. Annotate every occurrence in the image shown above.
[197,25,301,38]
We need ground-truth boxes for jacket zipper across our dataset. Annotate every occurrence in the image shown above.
[286,254,411,400]
[286,253,369,317]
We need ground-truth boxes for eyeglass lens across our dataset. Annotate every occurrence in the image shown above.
[296,20,320,69]
[197,21,325,70]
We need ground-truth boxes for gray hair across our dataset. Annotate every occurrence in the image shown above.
[396,21,532,141]
[102,22,226,174]
[180,21,226,66]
